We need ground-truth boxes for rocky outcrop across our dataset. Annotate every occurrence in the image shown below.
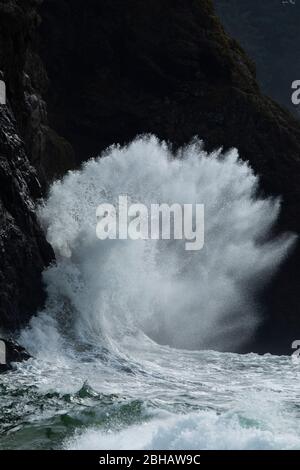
[0,0,74,331]
[38,0,300,353]
[0,103,54,330]
[0,0,75,188]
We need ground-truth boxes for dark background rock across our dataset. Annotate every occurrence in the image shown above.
[214,0,300,117]
[38,0,300,353]
[39,0,300,231]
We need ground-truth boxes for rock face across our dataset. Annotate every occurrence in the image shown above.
[0,0,74,331]
[0,0,75,188]
[0,103,54,330]
[39,0,300,353]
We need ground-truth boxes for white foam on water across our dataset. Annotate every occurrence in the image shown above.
[64,407,300,450]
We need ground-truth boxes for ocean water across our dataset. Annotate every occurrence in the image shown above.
[0,137,298,450]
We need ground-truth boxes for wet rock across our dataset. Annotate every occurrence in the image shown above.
[0,0,75,332]
[0,103,55,330]
[0,0,76,187]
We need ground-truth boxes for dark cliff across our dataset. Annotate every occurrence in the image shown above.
[0,100,53,330]
[40,0,300,231]
[0,0,74,331]
[0,0,75,187]
[39,0,300,353]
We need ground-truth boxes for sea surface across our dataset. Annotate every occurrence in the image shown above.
[1,345,300,450]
